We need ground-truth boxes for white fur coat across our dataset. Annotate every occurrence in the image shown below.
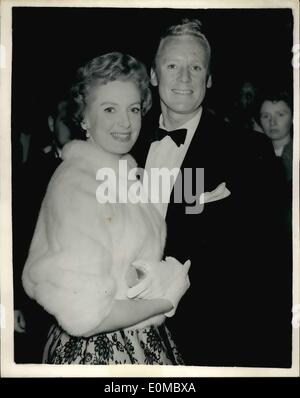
[22,140,166,336]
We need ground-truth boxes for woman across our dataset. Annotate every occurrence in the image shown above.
[257,89,293,182]
[22,52,190,365]
[256,88,293,234]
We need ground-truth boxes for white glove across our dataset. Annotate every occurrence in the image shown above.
[127,256,191,317]
[163,257,191,317]
[127,257,181,299]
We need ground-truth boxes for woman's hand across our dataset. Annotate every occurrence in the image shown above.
[127,257,191,316]
[163,258,191,317]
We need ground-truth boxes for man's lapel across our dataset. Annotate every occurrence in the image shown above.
[180,108,229,193]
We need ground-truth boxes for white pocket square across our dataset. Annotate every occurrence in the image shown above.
[199,182,231,204]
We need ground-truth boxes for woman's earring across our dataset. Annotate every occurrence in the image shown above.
[81,120,91,140]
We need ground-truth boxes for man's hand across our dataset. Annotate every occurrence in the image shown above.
[127,257,191,317]
[14,310,26,333]
[127,257,184,299]
[163,257,191,317]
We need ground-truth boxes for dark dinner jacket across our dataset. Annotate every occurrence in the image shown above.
[133,108,292,367]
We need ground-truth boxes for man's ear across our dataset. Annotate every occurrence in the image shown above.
[48,115,54,132]
[206,75,212,88]
[150,68,158,87]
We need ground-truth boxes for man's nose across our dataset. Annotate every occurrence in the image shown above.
[178,66,191,83]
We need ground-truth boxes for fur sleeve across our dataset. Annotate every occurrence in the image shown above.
[22,160,117,336]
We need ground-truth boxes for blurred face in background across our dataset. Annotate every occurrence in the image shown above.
[239,82,256,110]
[260,100,293,146]
[48,101,72,148]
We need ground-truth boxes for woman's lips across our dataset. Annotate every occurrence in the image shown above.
[111,132,131,142]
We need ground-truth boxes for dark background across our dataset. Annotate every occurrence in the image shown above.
[10,6,295,367]
[12,7,294,140]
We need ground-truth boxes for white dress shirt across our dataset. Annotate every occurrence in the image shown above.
[144,108,203,218]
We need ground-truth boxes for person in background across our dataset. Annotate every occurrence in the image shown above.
[13,96,74,362]
[43,99,72,158]
[256,88,293,235]
[225,79,263,133]
[257,89,293,183]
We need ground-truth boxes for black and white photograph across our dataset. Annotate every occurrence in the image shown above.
[0,0,299,378]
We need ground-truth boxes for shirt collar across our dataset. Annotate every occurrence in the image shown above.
[274,136,291,157]
[159,107,203,136]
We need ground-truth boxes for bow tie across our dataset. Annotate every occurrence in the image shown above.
[156,128,187,147]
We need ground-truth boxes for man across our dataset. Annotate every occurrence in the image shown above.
[133,18,292,367]
[44,99,73,159]
[21,98,73,247]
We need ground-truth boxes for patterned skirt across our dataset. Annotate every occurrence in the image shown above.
[43,323,184,365]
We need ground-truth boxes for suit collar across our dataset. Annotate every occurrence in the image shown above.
[158,107,203,133]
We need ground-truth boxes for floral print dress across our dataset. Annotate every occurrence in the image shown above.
[43,323,184,365]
